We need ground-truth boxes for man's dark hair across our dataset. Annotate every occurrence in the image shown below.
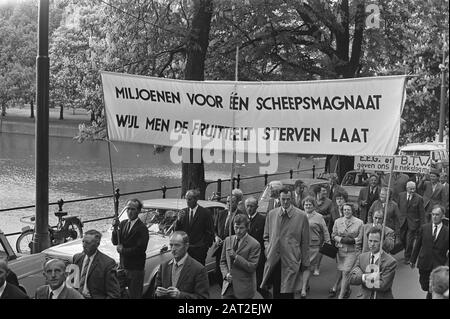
[367,226,382,238]
[279,187,291,195]
[294,180,305,189]
[84,229,102,242]
[431,204,445,215]
[234,214,250,228]
[127,198,143,211]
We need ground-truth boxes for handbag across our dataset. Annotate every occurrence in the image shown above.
[319,242,338,259]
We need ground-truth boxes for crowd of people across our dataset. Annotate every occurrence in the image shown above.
[0,169,448,300]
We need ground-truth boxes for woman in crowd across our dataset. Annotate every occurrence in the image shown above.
[300,196,331,298]
[330,202,363,299]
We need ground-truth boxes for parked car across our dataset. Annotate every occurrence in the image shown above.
[10,199,227,298]
[257,177,329,214]
[0,228,47,296]
[340,170,385,203]
[399,142,449,173]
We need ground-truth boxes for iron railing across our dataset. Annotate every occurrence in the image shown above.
[2,166,324,237]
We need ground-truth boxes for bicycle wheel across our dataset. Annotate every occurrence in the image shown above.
[64,219,83,241]
[16,229,34,254]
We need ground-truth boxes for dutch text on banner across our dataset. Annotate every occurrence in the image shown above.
[354,155,432,174]
[101,72,407,155]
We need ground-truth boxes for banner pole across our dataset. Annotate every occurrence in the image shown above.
[374,155,395,299]
[228,45,239,237]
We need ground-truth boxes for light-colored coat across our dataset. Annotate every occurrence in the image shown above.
[35,284,84,299]
[349,251,397,299]
[260,205,310,293]
[332,216,364,252]
[220,234,261,299]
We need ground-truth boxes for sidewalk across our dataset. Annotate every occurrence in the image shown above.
[0,106,91,137]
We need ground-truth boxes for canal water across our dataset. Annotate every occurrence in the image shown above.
[0,132,323,241]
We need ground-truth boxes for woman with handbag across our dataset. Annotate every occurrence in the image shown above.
[299,196,331,298]
[330,202,363,299]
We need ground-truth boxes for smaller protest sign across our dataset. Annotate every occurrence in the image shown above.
[354,155,431,174]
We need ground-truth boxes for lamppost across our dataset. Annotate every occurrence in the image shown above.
[438,36,448,144]
[32,0,50,253]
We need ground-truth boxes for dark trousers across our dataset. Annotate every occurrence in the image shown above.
[400,223,417,260]
[214,245,224,287]
[270,261,294,299]
[418,268,431,294]
[188,245,208,266]
[126,269,144,299]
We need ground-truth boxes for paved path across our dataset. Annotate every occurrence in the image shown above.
[209,250,425,299]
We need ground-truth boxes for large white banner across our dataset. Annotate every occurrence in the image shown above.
[101,72,406,155]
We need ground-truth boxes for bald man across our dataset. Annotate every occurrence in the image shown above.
[35,259,84,299]
[398,181,425,263]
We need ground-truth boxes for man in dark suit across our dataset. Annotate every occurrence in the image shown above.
[358,174,380,223]
[293,179,307,210]
[155,231,209,299]
[220,214,261,299]
[73,229,120,299]
[0,258,29,299]
[418,169,446,220]
[175,189,214,266]
[410,205,449,299]
[35,259,83,299]
[213,194,244,285]
[112,198,149,299]
[245,196,271,299]
[397,182,426,263]
[349,227,397,299]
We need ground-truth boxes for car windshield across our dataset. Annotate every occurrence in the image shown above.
[118,208,179,234]
[342,172,370,186]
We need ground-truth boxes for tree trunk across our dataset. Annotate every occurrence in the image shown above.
[326,0,364,181]
[30,99,34,118]
[59,104,64,120]
[181,0,213,199]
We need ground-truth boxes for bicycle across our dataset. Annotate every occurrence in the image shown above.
[16,199,83,254]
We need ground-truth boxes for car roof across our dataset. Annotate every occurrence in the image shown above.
[141,198,227,210]
[268,178,328,187]
[400,143,446,152]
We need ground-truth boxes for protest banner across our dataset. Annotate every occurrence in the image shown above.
[354,155,431,174]
[101,71,407,155]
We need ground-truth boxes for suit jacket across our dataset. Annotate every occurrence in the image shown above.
[261,205,310,293]
[215,209,245,240]
[73,250,120,299]
[155,254,209,299]
[248,213,266,271]
[349,251,397,299]
[368,200,401,233]
[361,223,395,253]
[358,186,380,223]
[220,234,261,299]
[175,205,214,249]
[397,192,425,230]
[0,282,29,299]
[35,284,84,299]
[420,181,446,213]
[112,218,149,270]
[443,182,449,216]
[410,223,449,271]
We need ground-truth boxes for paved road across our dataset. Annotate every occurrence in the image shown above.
[209,250,425,299]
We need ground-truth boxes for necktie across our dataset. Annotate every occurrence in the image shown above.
[189,209,194,226]
[49,291,54,299]
[123,221,130,237]
[407,194,410,204]
[79,256,90,292]
[371,254,375,264]
[233,237,240,252]
[433,225,438,241]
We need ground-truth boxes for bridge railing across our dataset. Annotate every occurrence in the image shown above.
[2,166,324,237]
